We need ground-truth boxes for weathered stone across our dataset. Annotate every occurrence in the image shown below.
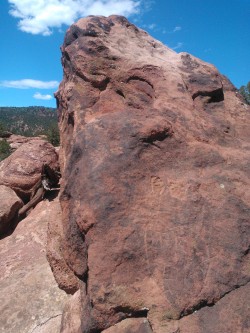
[0,184,23,235]
[0,198,69,333]
[54,15,250,332]
[0,139,59,200]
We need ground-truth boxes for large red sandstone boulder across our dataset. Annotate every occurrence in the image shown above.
[0,139,59,200]
[0,185,23,235]
[54,15,250,332]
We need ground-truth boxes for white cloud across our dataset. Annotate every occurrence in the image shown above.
[172,42,183,50]
[0,79,59,89]
[8,0,141,36]
[173,26,181,32]
[148,23,156,30]
[33,92,53,100]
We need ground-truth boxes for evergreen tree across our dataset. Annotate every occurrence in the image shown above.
[239,81,250,104]
[0,139,11,161]
[46,124,60,146]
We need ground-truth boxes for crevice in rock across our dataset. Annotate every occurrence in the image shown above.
[68,113,74,127]
[113,305,149,318]
[243,246,250,256]
[140,128,173,145]
[116,89,125,98]
[29,313,62,333]
[82,259,89,293]
[192,87,224,103]
[99,307,151,332]
[127,76,154,89]
[91,77,110,91]
[90,328,102,333]
[180,281,250,318]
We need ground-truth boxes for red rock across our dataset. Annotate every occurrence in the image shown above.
[0,138,59,200]
[54,15,250,332]
[0,198,69,333]
[0,184,23,235]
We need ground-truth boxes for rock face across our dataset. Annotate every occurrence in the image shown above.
[54,15,250,332]
[0,185,23,235]
[0,198,69,333]
[0,139,59,200]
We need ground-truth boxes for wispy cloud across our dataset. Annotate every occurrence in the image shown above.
[148,23,156,30]
[0,79,59,89]
[173,26,182,32]
[8,0,141,36]
[172,42,183,50]
[33,92,53,100]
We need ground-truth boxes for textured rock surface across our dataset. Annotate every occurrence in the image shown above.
[0,185,23,235]
[0,198,69,333]
[60,290,82,333]
[6,134,41,151]
[0,139,59,200]
[54,15,250,332]
[47,202,80,294]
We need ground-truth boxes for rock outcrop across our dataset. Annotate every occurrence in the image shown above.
[6,134,41,151]
[53,15,250,332]
[0,185,23,236]
[0,198,69,333]
[0,139,59,200]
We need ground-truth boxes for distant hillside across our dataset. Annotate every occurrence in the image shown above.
[0,106,58,137]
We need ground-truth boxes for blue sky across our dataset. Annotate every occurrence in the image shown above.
[0,0,249,107]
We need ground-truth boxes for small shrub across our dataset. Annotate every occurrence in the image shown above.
[0,122,6,137]
[46,125,60,146]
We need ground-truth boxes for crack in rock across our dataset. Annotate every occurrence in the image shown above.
[180,281,250,318]
[29,313,62,333]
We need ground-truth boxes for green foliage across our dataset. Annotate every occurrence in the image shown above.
[0,122,6,136]
[0,139,11,161]
[0,106,58,137]
[239,81,250,104]
[46,124,60,146]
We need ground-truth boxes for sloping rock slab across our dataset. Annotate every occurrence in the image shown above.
[0,185,23,235]
[55,15,250,332]
[0,139,59,200]
[0,198,69,333]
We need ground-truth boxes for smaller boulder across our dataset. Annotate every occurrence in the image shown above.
[0,185,23,235]
[6,134,40,151]
[0,139,59,200]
